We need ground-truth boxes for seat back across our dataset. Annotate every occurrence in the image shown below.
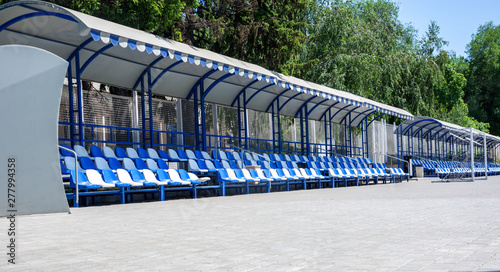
[213,160,224,169]
[188,159,201,172]
[69,170,92,187]
[129,169,146,183]
[233,169,245,179]
[134,158,148,170]
[226,168,239,180]
[222,160,232,169]
[108,158,123,170]
[156,169,171,182]
[80,157,97,170]
[115,147,128,159]
[103,146,118,159]
[74,144,91,158]
[201,151,212,161]
[232,151,242,161]
[157,159,169,169]
[102,169,120,185]
[167,169,183,182]
[167,149,181,161]
[197,159,209,170]
[137,148,150,159]
[59,144,74,157]
[85,169,108,186]
[205,160,217,171]
[122,158,137,170]
[225,151,234,160]
[64,156,83,171]
[116,169,135,184]
[178,169,192,182]
[90,145,105,158]
[143,169,160,184]
[126,147,140,159]
[186,149,197,160]
[177,149,189,160]
[147,148,161,160]
[194,150,204,160]
[241,169,253,180]
[249,169,260,179]
[146,159,159,171]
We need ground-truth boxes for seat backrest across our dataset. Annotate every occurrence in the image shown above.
[157,159,169,169]
[102,169,119,184]
[156,169,171,181]
[233,169,246,179]
[122,158,137,170]
[115,147,128,159]
[197,159,209,170]
[212,150,221,160]
[249,169,260,179]
[178,169,192,181]
[147,148,161,160]
[143,169,160,183]
[201,151,212,161]
[205,160,217,170]
[185,149,197,160]
[225,151,234,160]
[188,159,200,172]
[134,158,148,170]
[194,150,204,160]
[64,156,83,171]
[221,160,231,169]
[213,160,224,169]
[103,146,118,159]
[74,144,91,158]
[241,169,253,180]
[70,170,90,187]
[116,169,134,183]
[226,168,239,180]
[232,151,242,161]
[60,160,70,174]
[229,160,239,169]
[108,158,123,170]
[86,169,106,185]
[146,159,159,171]
[218,150,228,160]
[177,149,189,160]
[80,157,97,170]
[90,145,105,158]
[126,147,140,159]
[129,169,146,183]
[167,149,180,160]
[137,148,150,159]
[167,169,183,182]
[59,144,74,157]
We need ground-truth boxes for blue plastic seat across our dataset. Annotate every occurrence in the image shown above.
[129,169,157,186]
[115,146,129,159]
[213,160,224,170]
[159,149,174,161]
[60,160,70,175]
[157,159,169,170]
[134,158,149,170]
[178,169,202,184]
[108,157,123,170]
[137,148,150,159]
[212,150,221,160]
[229,160,240,169]
[232,151,242,161]
[69,170,100,189]
[156,169,180,185]
[80,157,98,171]
[194,150,204,160]
[85,169,115,188]
[59,144,74,158]
[177,149,189,161]
[188,159,204,173]
[90,145,105,158]
[201,151,212,161]
[95,157,113,172]
[221,160,231,169]
[205,160,218,172]
[198,159,216,173]
[102,169,129,187]
[225,151,235,160]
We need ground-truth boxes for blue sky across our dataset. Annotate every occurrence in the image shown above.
[395,0,500,57]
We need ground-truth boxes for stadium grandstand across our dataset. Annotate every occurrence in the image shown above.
[1,1,499,213]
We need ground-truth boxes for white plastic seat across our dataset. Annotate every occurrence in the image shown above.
[85,169,115,188]
[166,169,191,185]
[226,168,245,182]
[142,169,170,185]
[115,169,143,186]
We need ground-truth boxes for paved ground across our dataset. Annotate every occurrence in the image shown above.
[1,177,500,271]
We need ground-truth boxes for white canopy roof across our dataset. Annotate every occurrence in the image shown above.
[0,0,414,125]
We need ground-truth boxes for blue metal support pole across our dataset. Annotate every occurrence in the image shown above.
[75,52,84,146]
[148,68,154,148]
[67,59,75,146]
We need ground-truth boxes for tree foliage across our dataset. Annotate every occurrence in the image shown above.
[465,22,500,135]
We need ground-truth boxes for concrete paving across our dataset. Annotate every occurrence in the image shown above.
[1,177,500,271]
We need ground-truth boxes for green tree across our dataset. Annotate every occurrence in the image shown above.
[465,21,500,135]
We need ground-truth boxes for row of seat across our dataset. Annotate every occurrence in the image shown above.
[413,159,500,178]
